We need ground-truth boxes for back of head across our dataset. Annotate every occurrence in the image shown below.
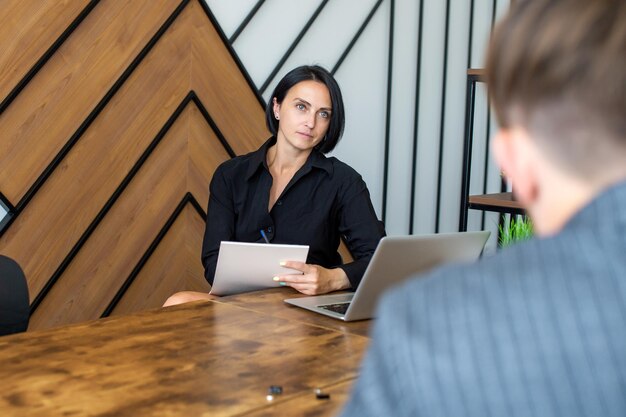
[487,0,626,183]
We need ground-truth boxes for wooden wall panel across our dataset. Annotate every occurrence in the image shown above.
[0,0,90,103]
[0,1,268,330]
[0,0,181,202]
[29,102,230,329]
[0,7,192,303]
[186,102,235,209]
[111,206,209,316]
[189,1,269,155]
[28,106,189,329]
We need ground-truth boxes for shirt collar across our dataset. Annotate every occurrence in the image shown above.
[245,137,334,181]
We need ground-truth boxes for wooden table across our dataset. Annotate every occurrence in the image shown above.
[0,288,372,416]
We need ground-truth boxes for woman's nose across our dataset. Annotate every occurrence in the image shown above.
[304,113,316,129]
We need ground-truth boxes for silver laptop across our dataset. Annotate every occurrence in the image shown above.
[284,231,490,321]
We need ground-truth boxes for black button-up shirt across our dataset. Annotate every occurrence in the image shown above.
[201,137,386,289]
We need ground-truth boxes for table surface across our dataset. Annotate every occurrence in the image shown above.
[0,288,372,417]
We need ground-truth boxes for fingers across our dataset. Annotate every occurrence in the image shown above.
[274,263,333,295]
[279,281,320,295]
[272,273,309,285]
[280,260,308,272]
[273,260,312,284]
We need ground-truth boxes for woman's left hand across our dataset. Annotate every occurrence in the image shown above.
[273,261,351,295]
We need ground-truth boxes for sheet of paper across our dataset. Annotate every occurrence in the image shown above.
[210,241,309,296]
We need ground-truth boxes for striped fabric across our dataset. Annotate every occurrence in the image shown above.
[341,181,626,417]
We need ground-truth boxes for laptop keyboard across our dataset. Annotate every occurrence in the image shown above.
[317,302,351,315]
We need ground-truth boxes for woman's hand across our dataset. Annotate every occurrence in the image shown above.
[273,261,351,295]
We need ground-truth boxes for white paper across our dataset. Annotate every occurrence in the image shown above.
[210,241,309,296]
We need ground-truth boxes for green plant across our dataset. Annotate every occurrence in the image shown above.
[498,215,533,247]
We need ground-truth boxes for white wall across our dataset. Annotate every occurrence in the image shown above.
[204,0,512,250]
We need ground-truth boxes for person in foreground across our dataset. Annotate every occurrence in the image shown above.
[164,65,385,306]
[341,1,626,416]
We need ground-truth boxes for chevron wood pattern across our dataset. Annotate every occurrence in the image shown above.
[29,101,231,329]
[0,0,183,202]
[0,0,268,330]
[109,204,209,317]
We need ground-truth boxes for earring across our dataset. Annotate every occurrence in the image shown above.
[274,113,279,120]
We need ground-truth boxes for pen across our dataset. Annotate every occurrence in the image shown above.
[260,229,270,244]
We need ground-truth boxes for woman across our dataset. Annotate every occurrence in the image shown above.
[164,65,385,306]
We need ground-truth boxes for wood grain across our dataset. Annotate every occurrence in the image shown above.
[339,240,354,264]
[0,0,181,202]
[0,293,370,416]
[467,68,485,76]
[0,7,191,308]
[218,288,372,338]
[189,0,269,155]
[28,106,188,329]
[0,0,267,330]
[468,192,524,210]
[0,0,90,104]
[28,101,231,329]
[110,205,210,316]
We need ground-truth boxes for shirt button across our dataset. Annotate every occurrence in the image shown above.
[277,200,282,206]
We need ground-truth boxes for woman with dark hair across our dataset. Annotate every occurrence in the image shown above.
[164,65,385,306]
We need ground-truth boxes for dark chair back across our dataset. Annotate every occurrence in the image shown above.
[0,255,30,336]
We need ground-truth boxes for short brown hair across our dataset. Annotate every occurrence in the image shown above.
[487,0,626,179]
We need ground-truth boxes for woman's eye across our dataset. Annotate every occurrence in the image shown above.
[296,103,306,111]
[319,111,329,119]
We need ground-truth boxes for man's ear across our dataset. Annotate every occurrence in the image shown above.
[492,127,538,207]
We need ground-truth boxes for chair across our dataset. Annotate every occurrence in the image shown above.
[0,255,29,336]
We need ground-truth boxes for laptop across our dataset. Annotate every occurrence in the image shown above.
[284,231,490,321]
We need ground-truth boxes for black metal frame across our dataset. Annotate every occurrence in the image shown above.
[466,200,524,216]
[459,71,525,232]
[459,72,483,231]
[409,0,425,234]
[0,193,13,233]
[381,0,395,221]
[434,0,451,233]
